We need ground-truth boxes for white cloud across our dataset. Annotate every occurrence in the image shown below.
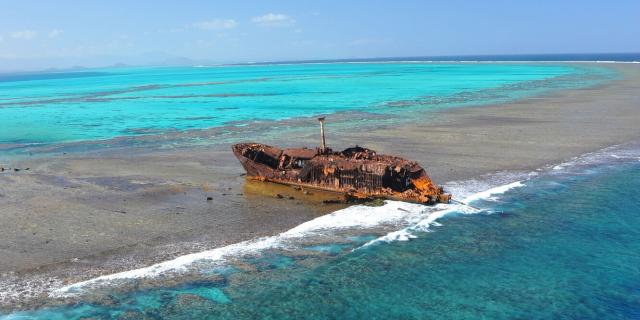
[193,19,238,30]
[252,13,295,27]
[48,29,64,38]
[10,30,37,40]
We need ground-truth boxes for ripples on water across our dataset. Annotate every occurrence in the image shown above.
[0,63,614,151]
[3,145,640,319]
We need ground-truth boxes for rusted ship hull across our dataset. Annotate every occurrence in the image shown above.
[232,143,451,205]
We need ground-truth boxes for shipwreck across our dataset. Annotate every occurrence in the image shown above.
[232,117,451,205]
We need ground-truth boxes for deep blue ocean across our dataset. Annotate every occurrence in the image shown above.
[3,145,639,319]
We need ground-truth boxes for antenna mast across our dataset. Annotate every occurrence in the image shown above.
[318,117,326,153]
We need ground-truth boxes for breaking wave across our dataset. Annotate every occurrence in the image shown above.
[53,181,523,297]
[44,142,640,300]
[361,181,524,246]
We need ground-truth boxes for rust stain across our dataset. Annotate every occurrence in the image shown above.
[232,118,451,205]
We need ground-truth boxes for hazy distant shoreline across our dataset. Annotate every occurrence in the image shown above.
[2,52,638,75]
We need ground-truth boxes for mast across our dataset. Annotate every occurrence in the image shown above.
[318,117,326,153]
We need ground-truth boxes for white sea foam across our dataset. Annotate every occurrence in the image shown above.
[361,180,525,247]
[463,181,524,203]
[363,142,640,248]
[54,179,527,296]
[53,201,429,296]
[49,142,640,298]
[546,143,640,174]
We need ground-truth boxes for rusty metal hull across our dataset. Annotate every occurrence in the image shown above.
[232,143,451,205]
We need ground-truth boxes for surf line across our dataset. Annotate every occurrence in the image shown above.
[52,200,428,296]
[449,198,480,211]
[359,180,525,247]
[52,180,524,297]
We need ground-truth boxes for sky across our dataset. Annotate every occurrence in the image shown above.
[0,0,639,71]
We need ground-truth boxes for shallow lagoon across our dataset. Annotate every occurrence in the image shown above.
[0,63,611,146]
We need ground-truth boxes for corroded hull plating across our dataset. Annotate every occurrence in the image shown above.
[232,143,451,204]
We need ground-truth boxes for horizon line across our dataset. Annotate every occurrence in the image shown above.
[1,52,639,75]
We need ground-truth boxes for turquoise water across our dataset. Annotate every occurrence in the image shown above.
[0,63,611,147]
[3,148,640,319]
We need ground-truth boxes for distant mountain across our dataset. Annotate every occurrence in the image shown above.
[0,52,204,73]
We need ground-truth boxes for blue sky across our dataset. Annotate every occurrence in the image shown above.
[0,0,639,71]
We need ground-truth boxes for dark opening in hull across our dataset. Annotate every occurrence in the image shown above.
[232,143,451,205]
